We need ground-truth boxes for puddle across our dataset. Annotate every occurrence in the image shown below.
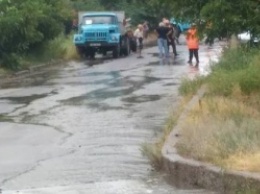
[87,102,125,111]
[163,83,178,86]
[0,114,14,122]
[61,75,163,104]
[149,53,160,57]
[0,93,49,105]
[147,61,160,66]
[0,69,59,88]
[122,95,161,103]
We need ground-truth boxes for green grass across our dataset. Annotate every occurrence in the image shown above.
[176,47,260,172]
[179,76,206,96]
[9,33,78,71]
[0,33,79,73]
[22,33,79,66]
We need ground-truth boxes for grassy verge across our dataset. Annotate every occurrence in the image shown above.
[20,34,79,68]
[176,47,260,172]
[0,33,79,75]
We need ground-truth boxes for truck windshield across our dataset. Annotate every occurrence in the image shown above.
[82,16,116,25]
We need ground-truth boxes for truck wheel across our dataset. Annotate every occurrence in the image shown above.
[122,38,130,56]
[112,44,120,58]
[90,49,95,59]
[130,38,137,52]
[102,51,107,56]
[76,46,85,58]
[86,48,95,59]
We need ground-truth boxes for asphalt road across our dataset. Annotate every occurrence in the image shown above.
[0,42,222,194]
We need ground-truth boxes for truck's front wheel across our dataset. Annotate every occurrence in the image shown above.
[76,46,85,58]
[112,44,120,58]
[86,48,95,59]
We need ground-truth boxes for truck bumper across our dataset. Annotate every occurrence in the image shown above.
[75,42,118,48]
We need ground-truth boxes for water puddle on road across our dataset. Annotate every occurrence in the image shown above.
[0,93,49,104]
[60,75,163,105]
[122,95,161,103]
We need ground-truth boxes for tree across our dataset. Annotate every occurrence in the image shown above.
[201,0,260,38]
[0,0,72,69]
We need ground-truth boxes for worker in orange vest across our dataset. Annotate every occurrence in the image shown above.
[186,23,199,65]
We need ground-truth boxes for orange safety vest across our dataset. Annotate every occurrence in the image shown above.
[186,28,199,49]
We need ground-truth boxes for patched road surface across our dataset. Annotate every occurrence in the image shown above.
[0,42,222,194]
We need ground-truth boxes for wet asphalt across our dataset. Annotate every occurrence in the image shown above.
[0,40,222,194]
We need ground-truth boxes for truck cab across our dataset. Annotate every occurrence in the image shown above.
[170,18,191,32]
[74,12,131,59]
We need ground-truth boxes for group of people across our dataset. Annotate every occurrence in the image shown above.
[133,18,199,65]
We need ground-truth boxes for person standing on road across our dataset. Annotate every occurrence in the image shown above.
[167,23,178,56]
[186,23,199,65]
[205,21,214,48]
[173,22,181,45]
[134,24,144,58]
[156,22,170,64]
[143,21,149,40]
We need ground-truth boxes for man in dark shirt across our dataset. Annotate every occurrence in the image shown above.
[167,23,178,56]
[156,22,170,64]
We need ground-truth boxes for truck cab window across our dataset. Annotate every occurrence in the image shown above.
[83,16,115,25]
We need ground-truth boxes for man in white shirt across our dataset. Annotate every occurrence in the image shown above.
[134,24,144,58]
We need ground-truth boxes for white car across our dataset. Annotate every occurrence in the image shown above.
[238,31,259,43]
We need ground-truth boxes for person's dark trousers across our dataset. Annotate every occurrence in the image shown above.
[168,37,177,56]
[189,49,199,63]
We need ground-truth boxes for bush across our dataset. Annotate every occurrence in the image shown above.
[0,0,72,69]
[239,58,260,95]
[207,48,260,96]
[21,34,79,67]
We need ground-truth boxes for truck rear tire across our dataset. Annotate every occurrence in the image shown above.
[130,38,137,52]
[122,37,130,56]
[112,44,120,58]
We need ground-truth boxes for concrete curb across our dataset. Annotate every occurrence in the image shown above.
[162,86,260,193]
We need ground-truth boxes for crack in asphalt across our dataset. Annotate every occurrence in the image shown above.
[1,149,77,187]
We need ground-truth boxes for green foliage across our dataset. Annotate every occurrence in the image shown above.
[179,76,206,96]
[171,0,260,40]
[207,48,260,96]
[71,0,104,11]
[239,63,260,95]
[127,0,175,27]
[0,0,72,69]
[201,0,260,37]
[22,34,79,67]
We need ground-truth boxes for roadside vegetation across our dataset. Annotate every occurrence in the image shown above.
[177,47,260,172]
